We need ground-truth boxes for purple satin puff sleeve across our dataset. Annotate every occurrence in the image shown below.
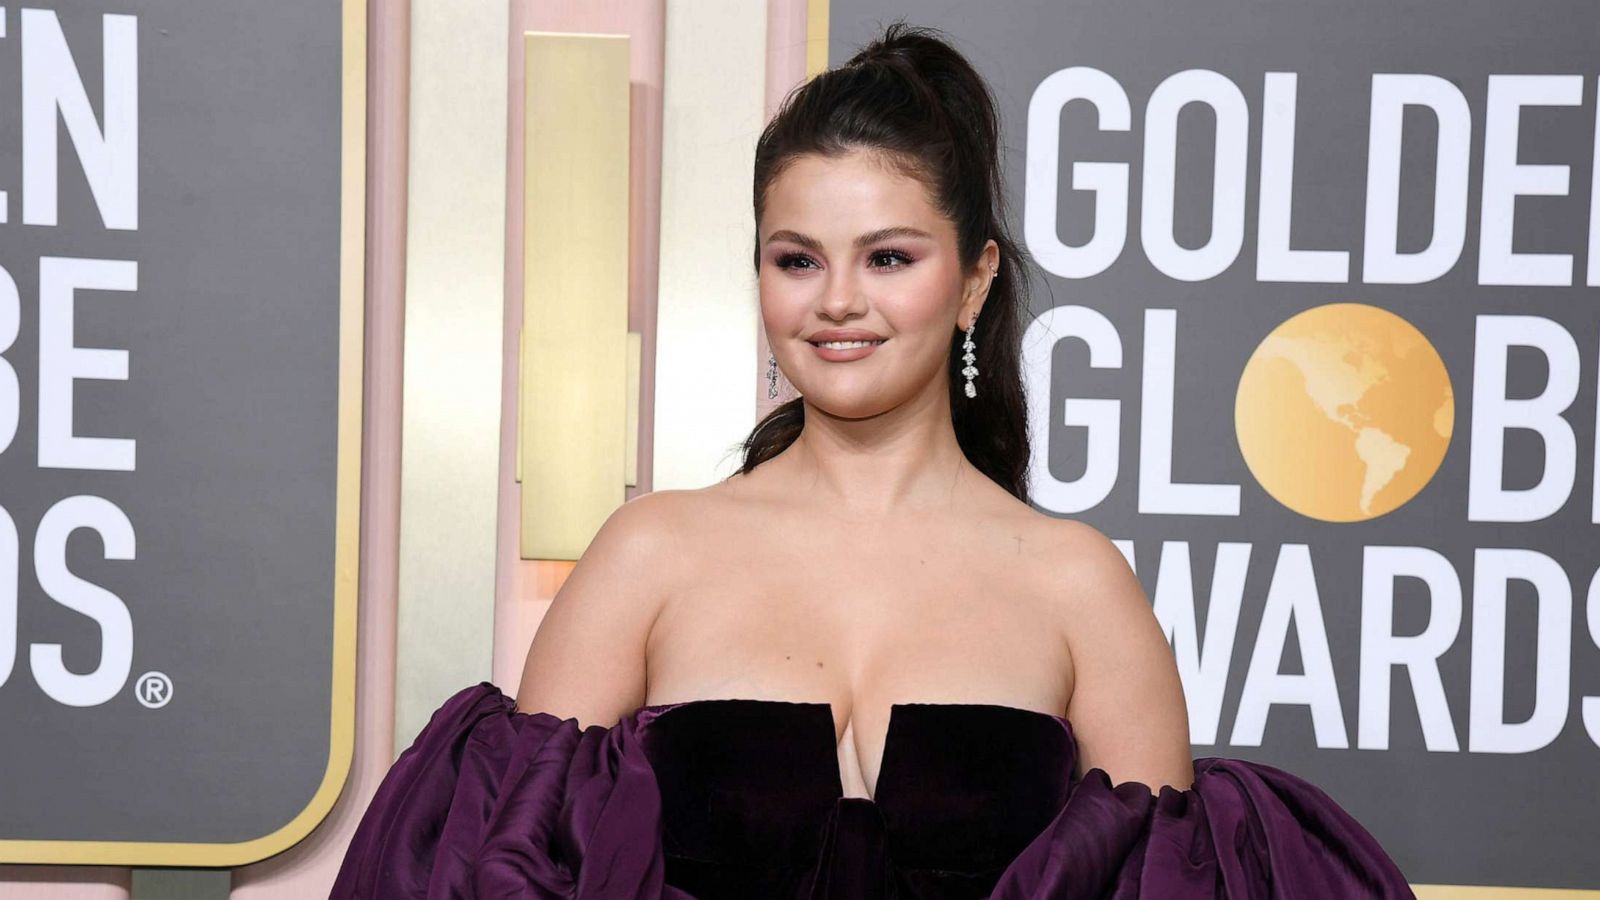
[330,682,694,900]
[990,757,1417,899]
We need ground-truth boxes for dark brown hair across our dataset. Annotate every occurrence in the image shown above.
[734,20,1035,502]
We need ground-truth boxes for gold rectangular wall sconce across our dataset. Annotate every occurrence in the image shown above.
[516,326,640,488]
[519,32,633,561]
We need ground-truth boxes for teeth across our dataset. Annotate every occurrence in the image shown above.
[816,339,884,349]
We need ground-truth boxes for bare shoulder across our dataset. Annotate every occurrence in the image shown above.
[593,487,700,557]
[1030,515,1194,790]
[1030,515,1140,602]
[1017,514,1147,673]
[512,488,704,725]
[552,488,703,601]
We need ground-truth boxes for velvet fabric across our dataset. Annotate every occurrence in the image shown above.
[331,682,1416,899]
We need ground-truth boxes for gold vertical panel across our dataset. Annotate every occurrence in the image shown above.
[521,33,630,561]
[806,0,829,76]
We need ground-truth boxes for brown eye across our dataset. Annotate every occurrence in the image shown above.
[871,249,914,269]
[776,253,817,270]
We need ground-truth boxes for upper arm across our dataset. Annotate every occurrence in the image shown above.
[513,490,682,727]
[1054,520,1194,792]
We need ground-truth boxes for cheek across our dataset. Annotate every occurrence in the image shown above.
[880,268,958,335]
[758,273,809,332]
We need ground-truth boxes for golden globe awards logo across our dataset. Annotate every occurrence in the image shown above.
[1019,64,1600,761]
[1236,302,1454,523]
[817,0,1600,883]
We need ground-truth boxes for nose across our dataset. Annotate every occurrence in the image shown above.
[817,268,867,322]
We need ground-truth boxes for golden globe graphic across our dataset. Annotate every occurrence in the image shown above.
[1234,302,1454,523]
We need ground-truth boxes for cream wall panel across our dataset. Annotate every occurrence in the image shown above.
[652,0,769,489]
[393,0,506,753]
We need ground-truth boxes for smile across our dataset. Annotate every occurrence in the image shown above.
[811,339,886,349]
[808,338,887,361]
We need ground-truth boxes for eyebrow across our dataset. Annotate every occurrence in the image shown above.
[764,226,935,252]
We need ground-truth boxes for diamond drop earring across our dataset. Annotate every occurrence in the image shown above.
[961,319,978,398]
[961,262,997,399]
[767,351,779,399]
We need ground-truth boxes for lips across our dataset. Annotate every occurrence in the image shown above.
[807,336,886,361]
[806,328,887,343]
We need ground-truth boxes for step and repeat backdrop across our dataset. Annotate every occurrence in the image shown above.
[831,0,1599,892]
[0,0,361,866]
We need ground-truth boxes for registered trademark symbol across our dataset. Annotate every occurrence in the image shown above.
[135,671,173,709]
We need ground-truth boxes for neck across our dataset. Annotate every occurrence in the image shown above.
[782,379,970,518]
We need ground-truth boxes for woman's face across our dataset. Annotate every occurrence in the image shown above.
[757,149,995,420]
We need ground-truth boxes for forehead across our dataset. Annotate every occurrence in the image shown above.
[761,150,947,235]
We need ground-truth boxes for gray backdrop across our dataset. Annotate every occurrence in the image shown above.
[0,0,345,855]
[833,0,1600,890]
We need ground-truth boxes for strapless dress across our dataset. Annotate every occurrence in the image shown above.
[330,682,1416,898]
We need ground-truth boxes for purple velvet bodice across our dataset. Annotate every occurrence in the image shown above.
[641,698,1076,896]
[330,682,1416,898]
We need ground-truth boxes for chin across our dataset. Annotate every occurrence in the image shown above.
[803,391,898,421]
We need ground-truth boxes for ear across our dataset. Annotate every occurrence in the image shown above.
[958,239,1001,330]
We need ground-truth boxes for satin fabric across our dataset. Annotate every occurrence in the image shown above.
[331,682,1416,898]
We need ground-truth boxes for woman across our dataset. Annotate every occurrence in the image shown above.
[332,21,1415,899]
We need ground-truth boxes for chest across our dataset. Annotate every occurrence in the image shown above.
[643,536,1074,800]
